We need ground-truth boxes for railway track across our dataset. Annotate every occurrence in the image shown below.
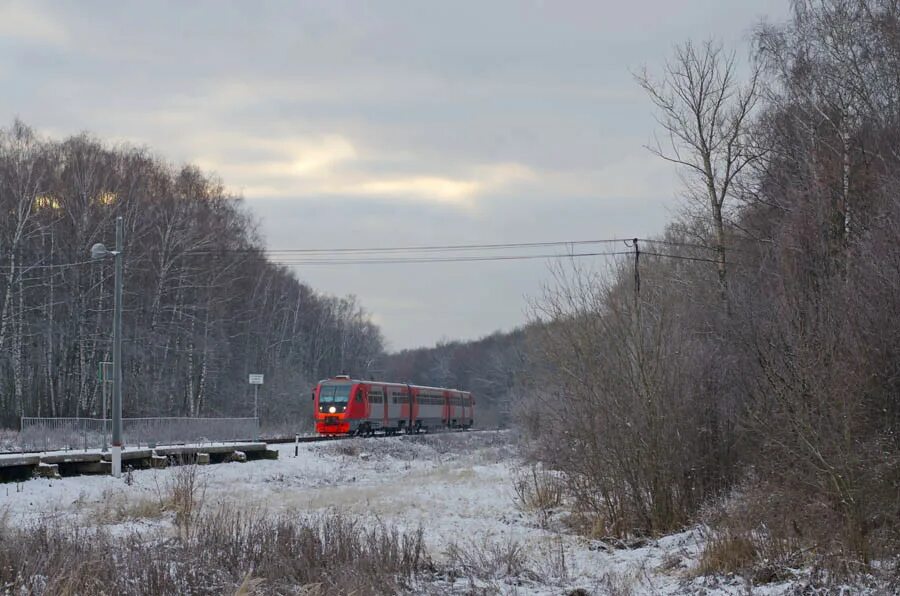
[1,427,493,456]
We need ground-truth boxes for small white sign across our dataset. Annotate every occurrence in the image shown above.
[248,373,264,385]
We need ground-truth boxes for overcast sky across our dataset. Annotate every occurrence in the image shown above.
[0,0,789,350]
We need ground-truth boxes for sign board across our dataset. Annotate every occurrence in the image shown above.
[98,361,113,382]
[248,373,264,385]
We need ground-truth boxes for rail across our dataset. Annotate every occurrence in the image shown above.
[5,425,491,455]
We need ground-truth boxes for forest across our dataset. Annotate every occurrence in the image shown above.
[0,125,383,429]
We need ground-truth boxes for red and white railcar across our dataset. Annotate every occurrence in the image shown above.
[313,375,474,436]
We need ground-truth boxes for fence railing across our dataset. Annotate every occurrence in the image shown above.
[18,416,260,452]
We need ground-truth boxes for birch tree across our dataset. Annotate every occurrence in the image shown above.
[637,40,761,303]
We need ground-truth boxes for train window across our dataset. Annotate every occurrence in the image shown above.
[369,388,383,404]
[319,384,352,405]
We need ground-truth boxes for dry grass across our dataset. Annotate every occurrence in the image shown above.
[596,569,637,596]
[92,492,169,524]
[444,536,533,583]
[696,530,758,577]
[90,462,206,531]
[512,463,564,513]
[0,506,431,595]
[695,478,856,586]
[167,461,206,540]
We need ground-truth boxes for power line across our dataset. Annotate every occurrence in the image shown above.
[267,250,635,265]
[0,238,733,271]
[199,238,632,256]
[196,237,743,257]
[638,239,715,250]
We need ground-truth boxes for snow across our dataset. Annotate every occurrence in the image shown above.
[0,431,824,594]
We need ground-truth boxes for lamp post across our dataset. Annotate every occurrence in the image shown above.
[91,215,124,477]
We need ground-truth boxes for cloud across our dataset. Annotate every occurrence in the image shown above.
[193,129,535,206]
[324,162,535,205]
[340,176,481,203]
[0,2,67,46]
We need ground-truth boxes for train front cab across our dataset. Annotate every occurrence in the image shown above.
[314,377,361,435]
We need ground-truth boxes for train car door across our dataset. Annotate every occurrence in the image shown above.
[442,390,450,427]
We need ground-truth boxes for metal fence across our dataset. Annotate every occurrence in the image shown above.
[18,416,260,452]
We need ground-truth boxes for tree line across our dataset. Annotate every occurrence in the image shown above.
[0,123,383,429]
[393,0,900,580]
[522,0,900,578]
[380,329,528,427]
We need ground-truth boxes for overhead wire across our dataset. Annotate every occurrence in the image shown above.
[200,238,630,256]
[0,237,737,271]
[266,250,635,265]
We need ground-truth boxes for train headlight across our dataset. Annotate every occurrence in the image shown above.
[329,406,337,414]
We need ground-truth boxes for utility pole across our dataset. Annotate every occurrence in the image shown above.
[632,237,640,304]
[113,216,123,477]
[91,215,125,477]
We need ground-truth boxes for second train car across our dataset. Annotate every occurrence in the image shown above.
[313,375,474,436]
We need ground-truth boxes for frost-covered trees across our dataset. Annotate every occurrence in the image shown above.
[518,0,900,573]
[0,126,383,427]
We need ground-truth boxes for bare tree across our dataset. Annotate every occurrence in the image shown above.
[0,123,385,428]
[637,40,761,302]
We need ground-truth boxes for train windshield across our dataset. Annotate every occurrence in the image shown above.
[319,384,352,406]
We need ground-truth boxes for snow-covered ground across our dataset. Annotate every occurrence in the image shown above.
[0,431,816,594]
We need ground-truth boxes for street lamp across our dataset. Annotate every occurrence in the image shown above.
[91,215,124,478]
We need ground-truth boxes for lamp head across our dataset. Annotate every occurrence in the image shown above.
[90,243,109,259]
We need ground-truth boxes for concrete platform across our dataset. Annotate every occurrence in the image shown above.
[0,442,278,482]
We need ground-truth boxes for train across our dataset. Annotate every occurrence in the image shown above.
[312,375,474,435]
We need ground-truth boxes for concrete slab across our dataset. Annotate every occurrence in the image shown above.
[101,449,153,462]
[2,441,276,482]
[42,453,103,464]
[0,454,40,468]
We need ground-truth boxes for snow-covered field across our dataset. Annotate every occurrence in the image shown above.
[0,431,821,594]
